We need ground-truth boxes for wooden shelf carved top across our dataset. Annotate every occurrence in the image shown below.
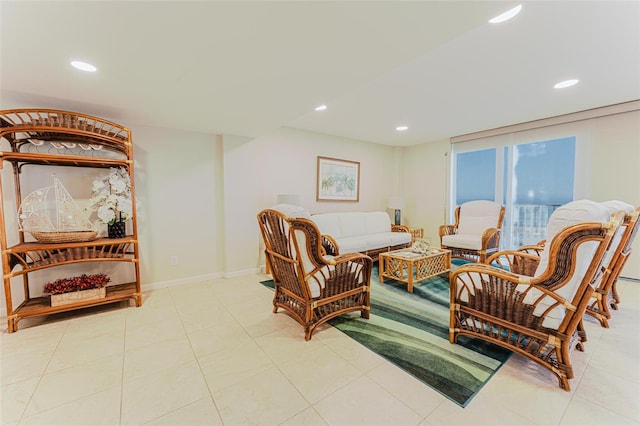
[0,109,131,156]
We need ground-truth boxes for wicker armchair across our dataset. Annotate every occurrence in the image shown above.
[450,200,621,391]
[257,208,372,341]
[439,200,505,263]
[585,202,639,327]
[487,202,639,329]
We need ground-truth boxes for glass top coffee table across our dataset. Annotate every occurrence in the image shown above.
[379,248,451,292]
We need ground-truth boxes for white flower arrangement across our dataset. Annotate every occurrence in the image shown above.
[411,239,431,254]
[86,167,133,225]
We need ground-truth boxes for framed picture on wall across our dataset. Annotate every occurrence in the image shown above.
[316,156,360,202]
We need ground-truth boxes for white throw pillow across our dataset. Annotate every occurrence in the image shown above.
[272,203,311,219]
[456,200,502,235]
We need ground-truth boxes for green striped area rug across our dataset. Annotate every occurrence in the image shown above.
[261,264,510,407]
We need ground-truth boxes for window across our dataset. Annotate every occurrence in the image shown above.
[455,148,496,205]
[452,136,576,249]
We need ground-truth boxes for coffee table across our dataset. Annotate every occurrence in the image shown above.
[379,248,451,292]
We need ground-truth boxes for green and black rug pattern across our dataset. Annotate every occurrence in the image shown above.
[261,264,510,407]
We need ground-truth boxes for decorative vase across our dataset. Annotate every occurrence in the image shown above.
[108,220,126,239]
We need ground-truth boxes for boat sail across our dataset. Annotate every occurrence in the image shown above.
[18,175,98,243]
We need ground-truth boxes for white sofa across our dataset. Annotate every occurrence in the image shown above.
[311,211,412,261]
[270,204,413,261]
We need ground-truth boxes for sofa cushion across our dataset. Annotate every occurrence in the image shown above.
[365,233,394,251]
[311,211,409,256]
[311,213,342,238]
[312,211,393,239]
[340,212,369,238]
[365,212,393,234]
[441,234,483,250]
[388,231,412,247]
[336,236,370,254]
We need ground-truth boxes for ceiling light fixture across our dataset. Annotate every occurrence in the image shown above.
[554,79,579,89]
[489,4,522,23]
[314,104,327,111]
[70,61,97,72]
[396,126,408,131]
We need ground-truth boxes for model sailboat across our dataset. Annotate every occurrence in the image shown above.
[18,175,98,243]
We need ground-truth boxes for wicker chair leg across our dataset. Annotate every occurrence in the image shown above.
[612,282,621,305]
[577,319,587,345]
[595,309,610,328]
[304,328,312,341]
[596,292,612,322]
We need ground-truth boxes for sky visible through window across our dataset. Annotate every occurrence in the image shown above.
[513,137,575,205]
[455,148,496,205]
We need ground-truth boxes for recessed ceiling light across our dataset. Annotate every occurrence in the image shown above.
[70,61,97,72]
[396,126,408,131]
[314,104,327,111]
[489,4,522,23]
[554,79,579,89]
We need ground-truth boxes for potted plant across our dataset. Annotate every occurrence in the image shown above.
[44,273,111,307]
[86,167,133,238]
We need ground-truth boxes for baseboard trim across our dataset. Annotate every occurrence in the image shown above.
[142,272,224,291]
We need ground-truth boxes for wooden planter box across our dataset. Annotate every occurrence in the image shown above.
[50,287,107,307]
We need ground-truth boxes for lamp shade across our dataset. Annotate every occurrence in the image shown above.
[277,194,303,206]
[387,196,406,210]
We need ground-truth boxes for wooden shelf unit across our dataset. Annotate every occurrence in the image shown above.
[0,109,142,333]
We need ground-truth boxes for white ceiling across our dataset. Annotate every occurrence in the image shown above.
[2,1,639,146]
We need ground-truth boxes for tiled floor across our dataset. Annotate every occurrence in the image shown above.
[1,273,639,425]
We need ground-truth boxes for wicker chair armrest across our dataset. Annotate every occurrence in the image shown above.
[391,224,410,233]
[451,263,574,323]
[330,252,372,265]
[516,244,545,256]
[486,250,541,276]
[439,224,456,240]
[480,228,501,249]
[321,234,340,256]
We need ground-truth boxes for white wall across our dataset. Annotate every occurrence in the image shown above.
[221,126,397,275]
[131,125,223,286]
[401,139,450,247]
